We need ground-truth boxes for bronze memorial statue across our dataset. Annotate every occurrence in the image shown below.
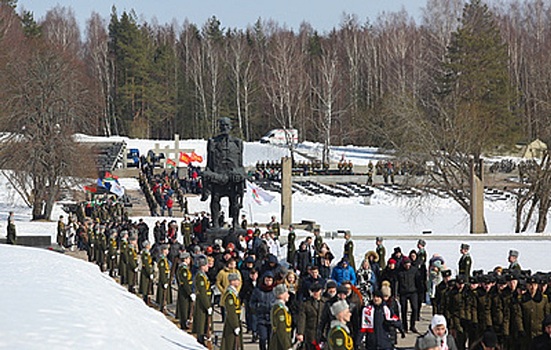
[201,117,246,229]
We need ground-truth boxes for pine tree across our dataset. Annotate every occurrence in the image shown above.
[440,0,520,157]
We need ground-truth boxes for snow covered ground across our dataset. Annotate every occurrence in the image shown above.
[0,244,204,350]
[1,135,550,348]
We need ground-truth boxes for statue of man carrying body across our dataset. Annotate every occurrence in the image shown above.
[201,117,246,229]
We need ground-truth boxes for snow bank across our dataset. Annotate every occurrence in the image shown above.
[0,244,204,350]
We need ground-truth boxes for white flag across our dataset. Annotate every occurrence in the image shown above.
[246,181,275,206]
[106,180,125,197]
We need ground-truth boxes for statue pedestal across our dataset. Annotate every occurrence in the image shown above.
[203,227,247,245]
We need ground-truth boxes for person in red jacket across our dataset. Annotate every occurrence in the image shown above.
[166,195,174,217]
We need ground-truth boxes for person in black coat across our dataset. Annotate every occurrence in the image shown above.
[298,266,326,302]
[240,267,259,333]
[318,284,348,344]
[360,290,404,350]
[397,257,421,333]
[249,271,276,350]
[380,259,399,297]
[294,241,311,276]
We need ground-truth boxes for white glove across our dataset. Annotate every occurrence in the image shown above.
[190,293,196,302]
[207,307,213,315]
[149,274,153,280]
[163,283,168,289]
[234,328,240,335]
[134,267,138,272]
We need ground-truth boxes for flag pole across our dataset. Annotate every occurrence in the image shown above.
[248,203,254,223]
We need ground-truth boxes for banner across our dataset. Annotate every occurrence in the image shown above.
[108,181,125,197]
[246,181,275,206]
[179,152,191,165]
[166,158,176,168]
[190,151,203,163]
[83,185,97,193]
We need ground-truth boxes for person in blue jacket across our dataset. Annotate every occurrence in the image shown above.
[331,258,357,286]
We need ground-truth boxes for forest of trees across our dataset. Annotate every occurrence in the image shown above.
[2,0,551,227]
[1,0,550,147]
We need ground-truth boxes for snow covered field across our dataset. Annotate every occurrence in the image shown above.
[0,244,204,350]
[1,136,550,348]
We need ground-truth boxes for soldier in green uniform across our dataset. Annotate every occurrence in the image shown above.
[433,269,452,315]
[118,231,129,285]
[156,244,171,313]
[328,300,353,350]
[417,239,427,265]
[502,273,522,350]
[458,243,472,277]
[96,225,107,271]
[140,240,154,304]
[240,214,248,230]
[269,216,281,239]
[508,249,521,271]
[287,225,296,265]
[107,230,118,277]
[57,215,65,248]
[376,237,386,269]
[127,236,139,293]
[519,276,551,350]
[297,282,324,350]
[445,275,468,350]
[193,255,212,345]
[88,223,96,262]
[176,252,194,330]
[314,228,323,254]
[343,231,355,271]
[181,217,193,248]
[269,284,292,350]
[221,273,243,350]
[6,211,16,245]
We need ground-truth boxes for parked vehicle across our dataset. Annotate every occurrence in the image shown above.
[259,129,298,145]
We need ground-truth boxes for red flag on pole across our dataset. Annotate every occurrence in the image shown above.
[190,151,203,163]
[179,152,191,165]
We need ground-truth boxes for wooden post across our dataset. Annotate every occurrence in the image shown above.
[281,157,293,227]
[470,159,486,233]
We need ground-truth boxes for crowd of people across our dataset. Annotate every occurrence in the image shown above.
[52,198,551,350]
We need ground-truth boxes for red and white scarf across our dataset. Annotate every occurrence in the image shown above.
[360,304,399,333]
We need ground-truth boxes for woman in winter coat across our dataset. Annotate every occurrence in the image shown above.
[331,258,357,286]
[380,259,399,297]
[294,241,311,276]
[365,251,381,283]
[249,271,276,350]
[317,243,334,279]
[357,258,377,303]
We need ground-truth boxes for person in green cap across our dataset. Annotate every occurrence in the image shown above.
[221,273,243,350]
[376,237,386,269]
[126,235,139,293]
[176,252,194,330]
[140,240,154,304]
[328,300,353,350]
[269,284,292,350]
[193,254,212,346]
[156,244,171,312]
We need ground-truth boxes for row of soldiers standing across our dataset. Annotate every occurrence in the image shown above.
[432,245,551,350]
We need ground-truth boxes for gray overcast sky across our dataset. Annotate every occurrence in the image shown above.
[17,0,427,33]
